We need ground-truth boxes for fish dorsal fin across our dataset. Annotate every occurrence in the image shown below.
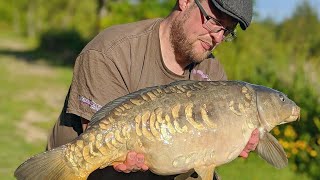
[89,86,160,126]
[256,132,288,169]
[89,80,197,126]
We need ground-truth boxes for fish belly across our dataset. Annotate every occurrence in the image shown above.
[140,122,252,175]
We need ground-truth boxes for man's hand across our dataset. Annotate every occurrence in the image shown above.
[239,128,260,158]
[113,151,149,173]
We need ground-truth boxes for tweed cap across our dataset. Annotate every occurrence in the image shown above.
[210,0,253,30]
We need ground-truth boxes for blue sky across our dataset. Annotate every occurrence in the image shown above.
[255,0,320,22]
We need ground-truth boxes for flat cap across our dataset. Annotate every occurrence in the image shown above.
[210,0,253,30]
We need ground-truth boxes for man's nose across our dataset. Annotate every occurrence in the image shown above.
[210,30,224,44]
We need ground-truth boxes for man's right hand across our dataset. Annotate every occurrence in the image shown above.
[113,151,149,173]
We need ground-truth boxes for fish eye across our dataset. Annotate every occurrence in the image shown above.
[279,94,285,102]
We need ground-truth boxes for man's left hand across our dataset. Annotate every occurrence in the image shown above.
[113,151,149,173]
[239,128,260,158]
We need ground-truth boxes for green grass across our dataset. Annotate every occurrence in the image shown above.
[0,46,72,179]
[0,36,312,180]
[217,153,310,179]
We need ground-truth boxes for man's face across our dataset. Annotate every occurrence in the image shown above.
[170,0,237,64]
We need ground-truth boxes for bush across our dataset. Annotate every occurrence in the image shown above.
[37,29,87,65]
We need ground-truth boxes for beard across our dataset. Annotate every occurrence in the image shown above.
[169,14,212,64]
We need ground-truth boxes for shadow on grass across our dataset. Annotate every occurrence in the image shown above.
[0,29,89,67]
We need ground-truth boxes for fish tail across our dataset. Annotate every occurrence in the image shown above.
[15,145,85,180]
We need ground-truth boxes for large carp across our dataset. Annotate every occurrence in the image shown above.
[15,80,300,180]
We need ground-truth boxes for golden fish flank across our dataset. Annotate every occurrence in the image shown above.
[142,111,155,141]
[185,103,206,130]
[150,111,162,140]
[165,114,176,134]
[175,85,186,93]
[134,104,192,142]
[15,80,300,180]
[172,104,188,133]
[146,92,157,100]
[141,94,152,101]
[130,98,145,106]
[135,115,143,136]
[173,149,216,169]
[200,104,217,129]
[122,103,133,110]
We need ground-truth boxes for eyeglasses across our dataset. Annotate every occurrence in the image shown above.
[194,0,236,42]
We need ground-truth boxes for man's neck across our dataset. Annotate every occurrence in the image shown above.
[159,18,187,76]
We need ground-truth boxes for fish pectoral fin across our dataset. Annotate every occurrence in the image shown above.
[255,132,288,169]
[194,165,215,180]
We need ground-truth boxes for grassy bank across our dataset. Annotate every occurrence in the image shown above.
[0,36,72,179]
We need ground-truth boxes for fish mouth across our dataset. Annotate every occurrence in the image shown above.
[292,106,301,117]
[280,106,301,125]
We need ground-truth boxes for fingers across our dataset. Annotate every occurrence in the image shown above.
[136,153,145,168]
[114,163,128,172]
[137,153,148,172]
[239,150,249,158]
[126,151,138,167]
[140,164,149,171]
[239,128,260,158]
[113,151,148,173]
[133,153,148,171]
[249,129,259,141]
[247,129,259,150]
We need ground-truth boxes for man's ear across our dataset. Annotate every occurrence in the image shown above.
[177,0,192,11]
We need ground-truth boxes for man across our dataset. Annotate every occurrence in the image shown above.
[47,0,257,179]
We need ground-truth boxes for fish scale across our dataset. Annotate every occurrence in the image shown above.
[15,80,300,180]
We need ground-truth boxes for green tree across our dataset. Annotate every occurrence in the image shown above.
[215,1,320,179]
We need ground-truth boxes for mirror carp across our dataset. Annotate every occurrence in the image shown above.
[15,80,300,180]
